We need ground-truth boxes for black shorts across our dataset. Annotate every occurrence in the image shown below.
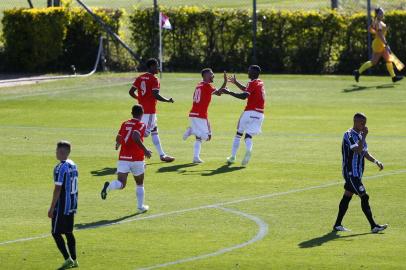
[52,212,74,234]
[344,176,366,195]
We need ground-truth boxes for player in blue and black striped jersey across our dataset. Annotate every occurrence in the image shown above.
[333,113,388,233]
[48,141,79,269]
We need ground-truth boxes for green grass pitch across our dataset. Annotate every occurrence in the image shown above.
[0,73,405,269]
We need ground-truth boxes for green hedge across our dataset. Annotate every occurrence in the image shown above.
[2,7,124,72]
[130,8,406,74]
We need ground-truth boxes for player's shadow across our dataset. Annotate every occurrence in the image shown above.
[157,163,198,173]
[343,83,394,93]
[298,231,371,248]
[201,164,245,176]
[74,213,138,230]
[90,167,116,177]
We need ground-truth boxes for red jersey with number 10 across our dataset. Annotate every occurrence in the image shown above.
[244,79,265,113]
[133,73,160,114]
[118,118,146,161]
[189,81,216,119]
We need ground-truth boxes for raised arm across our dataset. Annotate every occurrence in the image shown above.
[152,90,174,103]
[213,71,228,96]
[228,74,246,91]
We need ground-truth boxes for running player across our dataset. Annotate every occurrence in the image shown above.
[183,69,226,163]
[354,7,403,83]
[100,105,152,214]
[48,141,79,269]
[129,58,175,162]
[333,113,388,233]
[222,65,265,166]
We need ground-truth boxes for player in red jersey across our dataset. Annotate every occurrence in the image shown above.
[222,65,265,166]
[100,105,152,213]
[183,68,226,163]
[129,58,175,163]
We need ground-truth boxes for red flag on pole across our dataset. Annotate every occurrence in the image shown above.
[160,12,172,30]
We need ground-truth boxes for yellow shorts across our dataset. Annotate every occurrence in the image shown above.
[372,39,385,53]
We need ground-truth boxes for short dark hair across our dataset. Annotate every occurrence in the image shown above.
[146,58,158,69]
[201,68,213,77]
[249,65,261,73]
[132,104,144,118]
[353,112,367,121]
[57,140,71,152]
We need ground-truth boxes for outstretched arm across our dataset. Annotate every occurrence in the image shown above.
[213,71,228,96]
[365,151,384,171]
[152,90,174,103]
[129,86,138,100]
[221,88,249,100]
[228,74,246,91]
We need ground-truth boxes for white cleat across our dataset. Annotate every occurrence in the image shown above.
[137,205,149,214]
[241,151,252,166]
[227,156,236,164]
[183,127,192,141]
[371,224,388,233]
[333,225,351,232]
[193,157,204,163]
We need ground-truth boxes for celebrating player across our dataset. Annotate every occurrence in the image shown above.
[222,65,265,166]
[333,113,387,233]
[129,58,175,163]
[183,69,226,163]
[100,105,152,214]
[48,141,79,269]
[354,7,403,83]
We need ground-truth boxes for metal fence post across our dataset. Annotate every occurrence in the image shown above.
[154,0,159,61]
[252,0,257,64]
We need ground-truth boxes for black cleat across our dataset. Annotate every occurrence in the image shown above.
[353,70,360,82]
[101,181,109,200]
[371,224,388,233]
[392,75,403,83]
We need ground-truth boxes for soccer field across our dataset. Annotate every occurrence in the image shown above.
[0,73,405,269]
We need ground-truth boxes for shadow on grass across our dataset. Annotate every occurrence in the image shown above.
[157,163,198,173]
[343,83,394,93]
[74,213,139,230]
[201,164,245,176]
[90,167,116,177]
[298,231,371,248]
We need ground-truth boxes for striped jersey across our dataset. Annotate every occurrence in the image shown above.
[53,159,78,215]
[342,128,368,179]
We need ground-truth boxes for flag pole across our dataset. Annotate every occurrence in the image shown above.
[159,12,163,79]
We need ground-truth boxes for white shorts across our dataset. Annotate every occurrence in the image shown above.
[141,114,157,137]
[117,160,145,176]
[190,117,211,140]
[237,111,264,136]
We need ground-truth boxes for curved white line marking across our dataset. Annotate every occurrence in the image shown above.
[1,169,405,246]
[136,206,268,270]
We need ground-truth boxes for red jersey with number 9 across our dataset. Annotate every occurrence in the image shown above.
[244,79,265,113]
[118,118,146,161]
[189,81,216,119]
[133,73,160,114]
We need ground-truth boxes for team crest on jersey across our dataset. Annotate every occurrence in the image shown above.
[359,185,365,192]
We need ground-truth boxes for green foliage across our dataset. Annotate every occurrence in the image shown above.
[129,8,406,74]
[1,7,125,72]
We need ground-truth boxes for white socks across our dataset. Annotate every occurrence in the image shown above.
[194,139,202,158]
[245,137,253,152]
[136,185,145,209]
[107,180,122,192]
[231,135,242,157]
[152,132,165,156]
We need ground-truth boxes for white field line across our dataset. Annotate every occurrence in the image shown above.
[0,82,129,101]
[136,206,268,270]
[0,169,405,246]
